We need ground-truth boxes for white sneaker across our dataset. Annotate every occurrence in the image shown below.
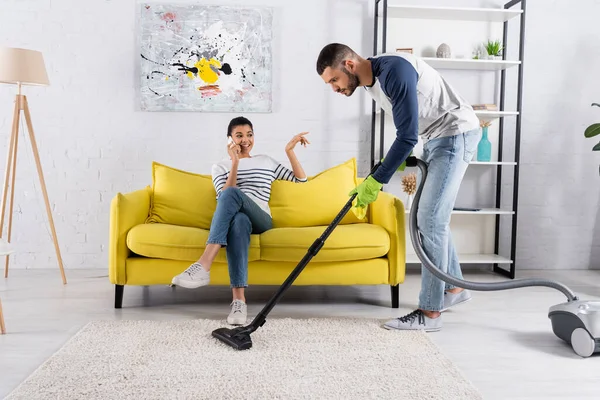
[171,262,210,289]
[227,299,247,325]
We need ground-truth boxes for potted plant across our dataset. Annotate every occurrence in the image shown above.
[584,103,600,149]
[584,103,600,173]
[484,39,503,60]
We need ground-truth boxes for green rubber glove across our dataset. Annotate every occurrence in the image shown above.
[348,175,383,218]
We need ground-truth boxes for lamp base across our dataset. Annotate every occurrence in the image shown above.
[1,94,66,284]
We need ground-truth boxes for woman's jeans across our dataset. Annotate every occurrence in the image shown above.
[417,129,481,311]
[206,187,272,288]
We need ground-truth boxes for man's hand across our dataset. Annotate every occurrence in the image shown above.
[348,175,383,218]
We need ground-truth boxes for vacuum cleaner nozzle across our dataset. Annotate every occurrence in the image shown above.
[212,326,253,350]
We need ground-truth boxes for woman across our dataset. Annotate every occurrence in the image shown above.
[171,116,310,325]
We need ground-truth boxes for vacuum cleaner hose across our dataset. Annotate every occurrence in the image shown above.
[407,157,578,302]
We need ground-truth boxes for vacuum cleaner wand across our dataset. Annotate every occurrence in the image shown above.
[212,161,383,350]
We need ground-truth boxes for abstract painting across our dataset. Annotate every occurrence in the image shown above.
[139,4,273,112]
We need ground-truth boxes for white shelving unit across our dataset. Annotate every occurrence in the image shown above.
[475,110,519,119]
[404,208,515,215]
[420,57,520,70]
[407,253,513,264]
[470,161,517,166]
[372,1,526,278]
[387,4,522,22]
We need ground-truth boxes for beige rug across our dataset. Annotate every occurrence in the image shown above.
[6,318,481,399]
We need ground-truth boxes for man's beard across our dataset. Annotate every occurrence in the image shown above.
[341,66,360,96]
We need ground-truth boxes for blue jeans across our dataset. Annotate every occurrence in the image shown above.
[417,129,481,311]
[206,187,272,288]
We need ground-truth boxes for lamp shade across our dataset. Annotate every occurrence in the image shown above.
[0,47,49,86]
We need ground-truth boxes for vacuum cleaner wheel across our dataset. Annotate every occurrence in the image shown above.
[571,328,595,358]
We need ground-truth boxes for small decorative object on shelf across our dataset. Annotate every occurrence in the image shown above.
[396,47,413,54]
[472,103,497,111]
[477,121,492,162]
[436,43,451,58]
[401,172,417,210]
[484,39,503,59]
[453,207,482,212]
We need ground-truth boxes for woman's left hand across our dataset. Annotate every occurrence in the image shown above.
[285,132,310,152]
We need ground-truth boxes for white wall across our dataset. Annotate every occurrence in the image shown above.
[0,0,599,271]
[516,0,600,270]
[0,0,373,270]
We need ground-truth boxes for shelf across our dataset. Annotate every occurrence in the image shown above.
[376,109,519,117]
[405,208,514,215]
[422,57,520,71]
[470,161,517,166]
[407,253,513,264]
[386,5,523,22]
[475,110,519,118]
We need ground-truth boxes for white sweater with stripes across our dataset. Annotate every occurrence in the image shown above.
[211,154,307,216]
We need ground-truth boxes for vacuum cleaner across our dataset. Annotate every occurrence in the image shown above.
[213,157,600,358]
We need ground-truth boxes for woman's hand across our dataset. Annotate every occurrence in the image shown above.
[285,132,310,153]
[227,140,241,162]
[284,132,309,181]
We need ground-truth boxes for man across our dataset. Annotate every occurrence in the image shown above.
[316,43,481,332]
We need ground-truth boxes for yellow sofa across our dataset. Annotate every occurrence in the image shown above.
[108,158,407,309]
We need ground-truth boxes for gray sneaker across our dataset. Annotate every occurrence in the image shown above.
[227,299,247,325]
[383,310,442,332]
[441,289,472,312]
[171,262,210,289]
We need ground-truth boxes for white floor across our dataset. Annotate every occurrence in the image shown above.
[1,267,599,399]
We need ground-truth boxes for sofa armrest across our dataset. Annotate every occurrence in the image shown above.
[369,191,406,285]
[109,187,151,285]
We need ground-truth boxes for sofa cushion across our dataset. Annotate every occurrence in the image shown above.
[127,223,261,263]
[260,223,389,262]
[269,158,367,228]
[146,162,217,230]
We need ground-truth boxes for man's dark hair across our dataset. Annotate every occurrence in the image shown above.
[227,116,253,136]
[316,43,357,75]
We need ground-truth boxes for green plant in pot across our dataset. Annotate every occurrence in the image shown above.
[584,103,600,174]
[584,103,600,150]
[484,39,503,59]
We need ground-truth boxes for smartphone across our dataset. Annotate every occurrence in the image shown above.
[227,137,234,146]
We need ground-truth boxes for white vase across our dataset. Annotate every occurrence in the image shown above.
[405,194,413,211]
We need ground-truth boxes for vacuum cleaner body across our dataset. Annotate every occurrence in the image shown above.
[548,300,600,357]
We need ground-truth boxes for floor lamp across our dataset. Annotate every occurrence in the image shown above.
[0,47,66,285]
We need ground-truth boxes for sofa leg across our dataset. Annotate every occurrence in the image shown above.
[115,285,124,309]
[390,284,399,308]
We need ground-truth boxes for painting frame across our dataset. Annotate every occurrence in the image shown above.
[139,3,273,112]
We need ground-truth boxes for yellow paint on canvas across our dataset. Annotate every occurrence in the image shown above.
[185,57,222,84]
[198,57,221,84]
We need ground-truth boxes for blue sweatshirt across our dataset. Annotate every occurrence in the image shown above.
[365,53,479,184]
